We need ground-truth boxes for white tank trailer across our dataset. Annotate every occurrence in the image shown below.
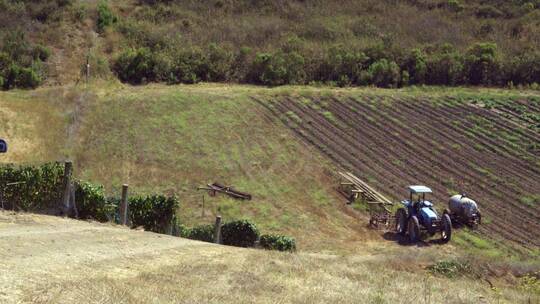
[445,194,481,228]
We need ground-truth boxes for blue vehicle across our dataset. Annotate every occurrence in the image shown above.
[395,185,452,243]
[0,139,6,153]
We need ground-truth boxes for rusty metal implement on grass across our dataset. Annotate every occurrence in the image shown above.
[197,182,252,200]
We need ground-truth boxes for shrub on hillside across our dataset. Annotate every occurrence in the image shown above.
[507,51,540,85]
[259,234,296,252]
[128,194,179,233]
[183,224,214,242]
[464,43,501,85]
[249,52,287,86]
[113,48,158,84]
[248,51,307,86]
[74,180,113,222]
[2,64,42,90]
[0,163,64,212]
[32,45,51,62]
[403,48,427,85]
[317,46,369,84]
[221,220,260,247]
[205,43,234,82]
[367,59,401,88]
[97,0,117,33]
[168,47,206,84]
[425,45,465,85]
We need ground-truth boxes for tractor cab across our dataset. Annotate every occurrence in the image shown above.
[396,185,452,243]
[400,185,439,229]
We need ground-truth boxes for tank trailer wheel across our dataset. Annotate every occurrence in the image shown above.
[408,216,420,243]
[440,214,452,243]
[395,208,407,235]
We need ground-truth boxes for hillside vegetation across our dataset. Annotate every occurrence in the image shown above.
[1,0,540,88]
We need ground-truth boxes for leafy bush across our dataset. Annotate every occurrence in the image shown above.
[32,45,51,61]
[507,51,540,85]
[221,219,260,247]
[367,59,401,88]
[425,45,465,85]
[428,260,472,278]
[205,43,234,82]
[113,48,158,84]
[15,66,41,89]
[249,50,307,86]
[403,49,427,85]
[97,0,117,33]
[168,47,207,84]
[259,234,296,252]
[0,162,64,212]
[317,46,368,84]
[249,52,287,86]
[464,43,501,85]
[128,194,179,233]
[3,64,42,89]
[0,31,48,90]
[74,180,113,222]
[183,224,214,242]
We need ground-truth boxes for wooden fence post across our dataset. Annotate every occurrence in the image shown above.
[120,184,129,225]
[61,161,73,216]
[213,215,222,244]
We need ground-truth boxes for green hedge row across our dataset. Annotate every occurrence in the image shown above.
[112,42,540,88]
[180,224,214,242]
[0,162,179,234]
[221,220,260,247]
[0,163,64,212]
[178,219,296,251]
[128,194,179,233]
[260,234,297,252]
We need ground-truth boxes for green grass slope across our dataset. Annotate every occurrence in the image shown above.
[0,83,374,251]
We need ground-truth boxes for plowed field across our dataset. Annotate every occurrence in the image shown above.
[257,94,540,249]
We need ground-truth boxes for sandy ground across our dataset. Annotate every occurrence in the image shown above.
[1,211,536,304]
[0,211,212,303]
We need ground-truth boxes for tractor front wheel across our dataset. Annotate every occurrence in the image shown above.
[441,214,452,243]
[396,208,407,235]
[408,216,420,243]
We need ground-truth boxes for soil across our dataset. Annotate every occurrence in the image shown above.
[258,95,540,250]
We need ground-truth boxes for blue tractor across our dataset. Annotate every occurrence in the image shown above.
[395,185,452,243]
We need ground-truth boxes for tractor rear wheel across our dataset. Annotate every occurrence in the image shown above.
[408,216,420,243]
[441,214,452,243]
[395,208,407,235]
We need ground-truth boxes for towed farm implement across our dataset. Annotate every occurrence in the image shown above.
[337,171,395,229]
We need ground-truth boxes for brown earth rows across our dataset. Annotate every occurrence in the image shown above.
[331,96,539,246]
[256,96,540,250]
